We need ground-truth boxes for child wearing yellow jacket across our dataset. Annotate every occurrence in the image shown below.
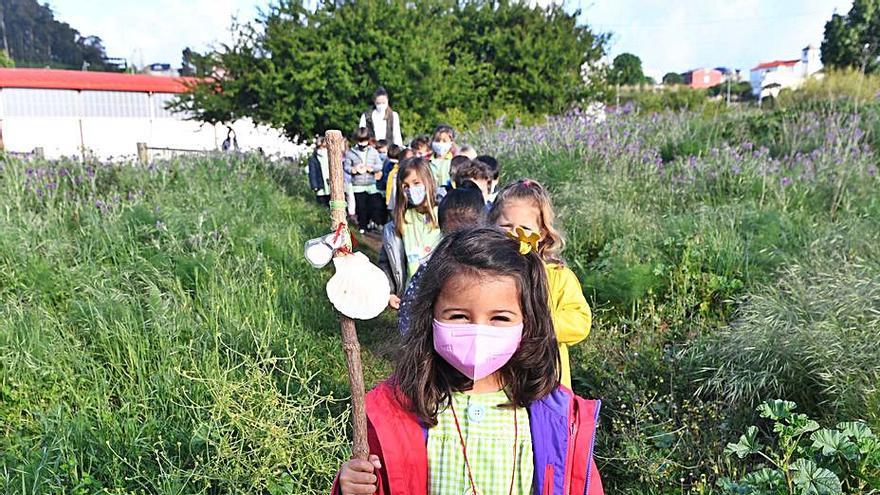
[490,178,592,387]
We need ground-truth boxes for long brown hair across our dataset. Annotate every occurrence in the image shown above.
[393,157,439,237]
[488,178,566,265]
[392,227,560,426]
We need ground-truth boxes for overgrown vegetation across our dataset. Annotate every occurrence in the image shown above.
[2,92,879,494]
[471,99,880,493]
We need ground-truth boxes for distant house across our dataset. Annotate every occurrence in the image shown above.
[683,68,725,89]
[750,45,822,100]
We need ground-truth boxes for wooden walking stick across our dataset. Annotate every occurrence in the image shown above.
[324,129,369,461]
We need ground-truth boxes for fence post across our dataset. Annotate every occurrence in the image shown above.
[137,142,148,164]
[34,147,45,159]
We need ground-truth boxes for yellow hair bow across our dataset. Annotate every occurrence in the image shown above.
[508,226,541,255]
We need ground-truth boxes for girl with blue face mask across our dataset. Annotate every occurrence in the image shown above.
[334,227,605,495]
[377,156,442,309]
[429,124,457,192]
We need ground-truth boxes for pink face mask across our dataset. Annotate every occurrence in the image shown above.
[432,319,523,381]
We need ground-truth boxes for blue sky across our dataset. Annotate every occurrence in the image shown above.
[51,0,853,77]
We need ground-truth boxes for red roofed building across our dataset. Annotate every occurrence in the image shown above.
[0,68,300,159]
[750,45,822,100]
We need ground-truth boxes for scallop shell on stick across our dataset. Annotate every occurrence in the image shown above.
[326,252,391,320]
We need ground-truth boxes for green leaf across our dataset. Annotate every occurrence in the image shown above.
[836,421,876,443]
[758,399,796,421]
[725,426,763,459]
[742,467,785,489]
[790,458,843,495]
[715,477,750,494]
[811,429,859,460]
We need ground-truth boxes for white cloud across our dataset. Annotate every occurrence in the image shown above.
[50,0,264,68]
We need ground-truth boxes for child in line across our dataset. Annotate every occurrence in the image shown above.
[306,136,330,206]
[456,144,478,159]
[411,135,432,160]
[397,181,487,334]
[429,124,456,189]
[452,158,494,203]
[378,157,442,309]
[344,127,385,233]
[477,154,501,203]
[386,147,414,215]
[335,227,604,495]
[381,145,401,204]
[489,179,592,389]
[448,155,471,187]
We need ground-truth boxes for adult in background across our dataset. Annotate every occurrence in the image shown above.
[307,137,331,207]
[359,87,403,146]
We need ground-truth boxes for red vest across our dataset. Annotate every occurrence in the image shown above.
[332,382,604,495]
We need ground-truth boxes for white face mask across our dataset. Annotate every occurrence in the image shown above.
[432,141,452,157]
[375,103,388,113]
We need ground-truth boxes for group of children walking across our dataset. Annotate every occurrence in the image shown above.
[309,121,603,495]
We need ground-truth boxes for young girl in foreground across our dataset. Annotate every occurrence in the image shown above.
[335,227,603,495]
[489,179,592,389]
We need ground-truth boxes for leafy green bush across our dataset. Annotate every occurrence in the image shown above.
[777,69,880,110]
[618,86,715,113]
[719,400,880,494]
[172,0,608,138]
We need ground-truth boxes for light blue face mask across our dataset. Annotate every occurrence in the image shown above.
[431,141,452,157]
[406,184,427,206]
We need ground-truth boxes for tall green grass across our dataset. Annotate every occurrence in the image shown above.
[0,155,390,494]
[475,103,880,492]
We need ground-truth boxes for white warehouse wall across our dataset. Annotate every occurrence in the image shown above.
[0,88,306,160]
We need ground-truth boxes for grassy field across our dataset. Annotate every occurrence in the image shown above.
[1,102,879,494]
[0,155,395,494]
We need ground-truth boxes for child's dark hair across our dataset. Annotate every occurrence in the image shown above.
[477,155,500,180]
[449,156,471,180]
[376,139,389,150]
[410,135,430,150]
[353,127,371,142]
[387,144,403,161]
[453,158,493,186]
[438,184,486,233]
[374,86,388,100]
[393,227,560,426]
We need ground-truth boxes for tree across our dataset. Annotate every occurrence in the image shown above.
[0,0,119,70]
[171,0,609,140]
[662,72,684,85]
[0,49,13,67]
[610,52,645,86]
[178,47,216,77]
[821,0,880,73]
